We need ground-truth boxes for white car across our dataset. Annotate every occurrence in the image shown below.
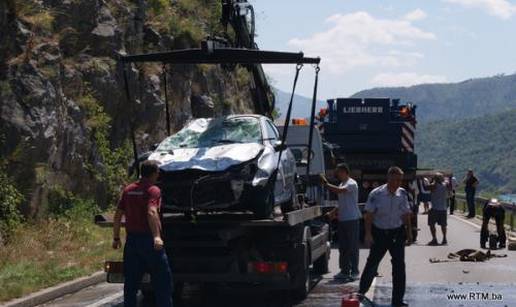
[147,115,298,218]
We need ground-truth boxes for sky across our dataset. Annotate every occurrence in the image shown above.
[249,0,516,98]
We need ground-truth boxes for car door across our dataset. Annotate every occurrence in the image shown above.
[263,119,296,204]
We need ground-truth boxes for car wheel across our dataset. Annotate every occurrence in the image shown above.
[281,192,298,213]
[253,186,274,219]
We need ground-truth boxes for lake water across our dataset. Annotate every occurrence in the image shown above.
[499,194,516,204]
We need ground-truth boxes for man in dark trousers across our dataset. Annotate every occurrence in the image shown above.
[112,160,173,307]
[480,198,506,249]
[322,163,360,281]
[463,170,479,218]
[358,167,412,307]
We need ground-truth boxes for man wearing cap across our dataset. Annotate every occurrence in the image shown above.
[112,160,173,307]
[424,173,448,246]
[480,198,506,249]
[358,166,412,307]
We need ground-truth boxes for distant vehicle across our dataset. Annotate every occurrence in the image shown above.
[278,121,326,206]
[147,114,297,218]
[320,98,418,240]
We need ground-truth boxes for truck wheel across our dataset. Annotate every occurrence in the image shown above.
[141,287,156,307]
[292,243,311,300]
[172,281,184,302]
[313,242,330,275]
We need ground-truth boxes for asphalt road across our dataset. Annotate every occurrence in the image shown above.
[39,213,516,307]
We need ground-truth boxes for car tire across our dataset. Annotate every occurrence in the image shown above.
[253,186,274,219]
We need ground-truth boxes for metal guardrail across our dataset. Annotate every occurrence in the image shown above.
[455,194,515,231]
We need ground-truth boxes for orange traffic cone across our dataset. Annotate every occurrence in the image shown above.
[341,293,360,307]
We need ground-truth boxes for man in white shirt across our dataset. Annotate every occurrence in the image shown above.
[322,163,360,280]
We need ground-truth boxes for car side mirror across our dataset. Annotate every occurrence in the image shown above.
[274,140,287,152]
[149,143,159,151]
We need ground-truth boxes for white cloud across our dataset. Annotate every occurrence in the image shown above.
[371,72,448,87]
[404,9,428,21]
[443,0,516,19]
[287,11,435,74]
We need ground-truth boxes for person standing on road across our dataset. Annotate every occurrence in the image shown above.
[322,163,361,281]
[358,166,412,307]
[446,176,458,215]
[480,198,507,249]
[463,170,479,218]
[416,177,431,214]
[113,160,173,307]
[424,174,449,246]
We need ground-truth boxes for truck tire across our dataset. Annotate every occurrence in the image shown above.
[292,242,311,300]
[141,286,156,307]
[313,242,330,275]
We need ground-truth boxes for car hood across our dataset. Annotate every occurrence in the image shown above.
[148,143,264,172]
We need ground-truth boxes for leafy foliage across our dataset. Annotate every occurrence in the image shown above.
[416,109,516,194]
[77,90,131,208]
[0,162,24,240]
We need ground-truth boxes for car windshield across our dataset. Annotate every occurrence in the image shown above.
[156,117,262,151]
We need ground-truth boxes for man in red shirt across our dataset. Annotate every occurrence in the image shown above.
[112,160,172,307]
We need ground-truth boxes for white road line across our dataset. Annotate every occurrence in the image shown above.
[85,292,123,307]
[365,277,377,301]
[449,214,481,229]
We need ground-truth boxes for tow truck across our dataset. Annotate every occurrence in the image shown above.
[96,0,330,303]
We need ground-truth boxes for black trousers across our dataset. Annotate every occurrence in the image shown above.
[466,189,476,217]
[449,191,456,215]
[481,205,506,247]
[359,226,406,305]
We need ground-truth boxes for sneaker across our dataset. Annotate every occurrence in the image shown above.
[427,239,438,246]
[393,301,409,307]
[350,272,360,280]
[441,239,448,245]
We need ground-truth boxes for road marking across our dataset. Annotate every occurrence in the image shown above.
[85,291,123,307]
[449,215,481,229]
[365,276,377,302]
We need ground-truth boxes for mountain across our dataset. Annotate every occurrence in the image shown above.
[274,88,326,119]
[352,74,516,123]
[416,109,516,194]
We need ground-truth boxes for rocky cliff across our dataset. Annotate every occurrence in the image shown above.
[0,0,256,218]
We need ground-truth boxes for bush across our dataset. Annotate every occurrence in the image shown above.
[0,162,24,240]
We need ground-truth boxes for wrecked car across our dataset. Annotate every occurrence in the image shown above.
[146,115,297,218]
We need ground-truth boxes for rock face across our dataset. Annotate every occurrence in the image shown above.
[0,0,255,217]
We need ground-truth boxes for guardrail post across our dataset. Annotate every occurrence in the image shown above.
[511,205,514,232]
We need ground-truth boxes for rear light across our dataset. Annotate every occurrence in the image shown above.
[248,261,288,274]
[104,261,123,273]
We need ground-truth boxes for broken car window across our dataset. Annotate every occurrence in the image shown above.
[156,117,262,151]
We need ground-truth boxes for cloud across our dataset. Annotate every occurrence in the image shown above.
[404,9,428,21]
[371,72,448,87]
[443,0,516,19]
[287,11,435,74]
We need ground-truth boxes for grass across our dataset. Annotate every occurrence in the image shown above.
[0,209,124,302]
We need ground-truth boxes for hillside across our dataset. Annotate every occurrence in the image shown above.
[274,88,325,119]
[352,73,516,123]
[416,109,516,194]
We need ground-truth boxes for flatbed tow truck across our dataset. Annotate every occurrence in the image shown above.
[96,1,330,302]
